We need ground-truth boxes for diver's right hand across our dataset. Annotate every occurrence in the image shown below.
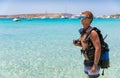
[73,40,81,46]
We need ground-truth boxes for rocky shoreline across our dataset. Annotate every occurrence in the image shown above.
[0,13,73,18]
[0,13,120,19]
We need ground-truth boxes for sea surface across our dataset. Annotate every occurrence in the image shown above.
[0,18,120,78]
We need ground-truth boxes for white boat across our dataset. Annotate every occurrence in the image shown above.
[41,16,47,19]
[61,15,65,18]
[13,18,20,21]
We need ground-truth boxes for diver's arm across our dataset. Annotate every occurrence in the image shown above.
[90,30,101,72]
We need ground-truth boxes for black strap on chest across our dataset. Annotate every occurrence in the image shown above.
[83,27,94,43]
[79,27,99,55]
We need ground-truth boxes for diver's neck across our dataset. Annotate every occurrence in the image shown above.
[83,26,91,31]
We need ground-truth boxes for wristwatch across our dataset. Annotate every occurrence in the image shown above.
[93,63,98,68]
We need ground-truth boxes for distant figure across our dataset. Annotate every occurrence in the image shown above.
[73,11,101,78]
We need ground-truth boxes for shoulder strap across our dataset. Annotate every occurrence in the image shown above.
[84,27,95,43]
[84,27,102,43]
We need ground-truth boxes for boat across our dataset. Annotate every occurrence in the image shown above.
[13,17,20,22]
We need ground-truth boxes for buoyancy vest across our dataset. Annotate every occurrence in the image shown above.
[79,27,110,69]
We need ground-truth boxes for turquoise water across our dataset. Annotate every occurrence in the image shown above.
[0,18,120,78]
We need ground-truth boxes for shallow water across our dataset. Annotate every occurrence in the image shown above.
[0,18,120,78]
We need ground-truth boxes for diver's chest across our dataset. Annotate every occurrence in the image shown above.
[80,34,88,48]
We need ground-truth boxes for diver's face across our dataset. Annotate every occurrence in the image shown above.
[81,14,89,26]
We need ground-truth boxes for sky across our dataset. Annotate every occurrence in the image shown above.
[0,0,120,16]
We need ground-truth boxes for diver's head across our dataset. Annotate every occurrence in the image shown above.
[80,11,94,27]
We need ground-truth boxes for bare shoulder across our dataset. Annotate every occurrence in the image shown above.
[90,30,98,37]
[90,30,99,40]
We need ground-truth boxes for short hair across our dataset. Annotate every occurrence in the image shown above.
[82,11,93,23]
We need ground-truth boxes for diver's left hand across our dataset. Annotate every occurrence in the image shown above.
[91,65,97,72]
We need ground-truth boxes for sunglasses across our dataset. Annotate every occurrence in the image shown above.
[78,15,87,19]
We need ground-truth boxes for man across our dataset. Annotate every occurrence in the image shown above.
[73,11,101,78]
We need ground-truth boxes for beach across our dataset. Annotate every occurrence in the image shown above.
[0,18,120,78]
